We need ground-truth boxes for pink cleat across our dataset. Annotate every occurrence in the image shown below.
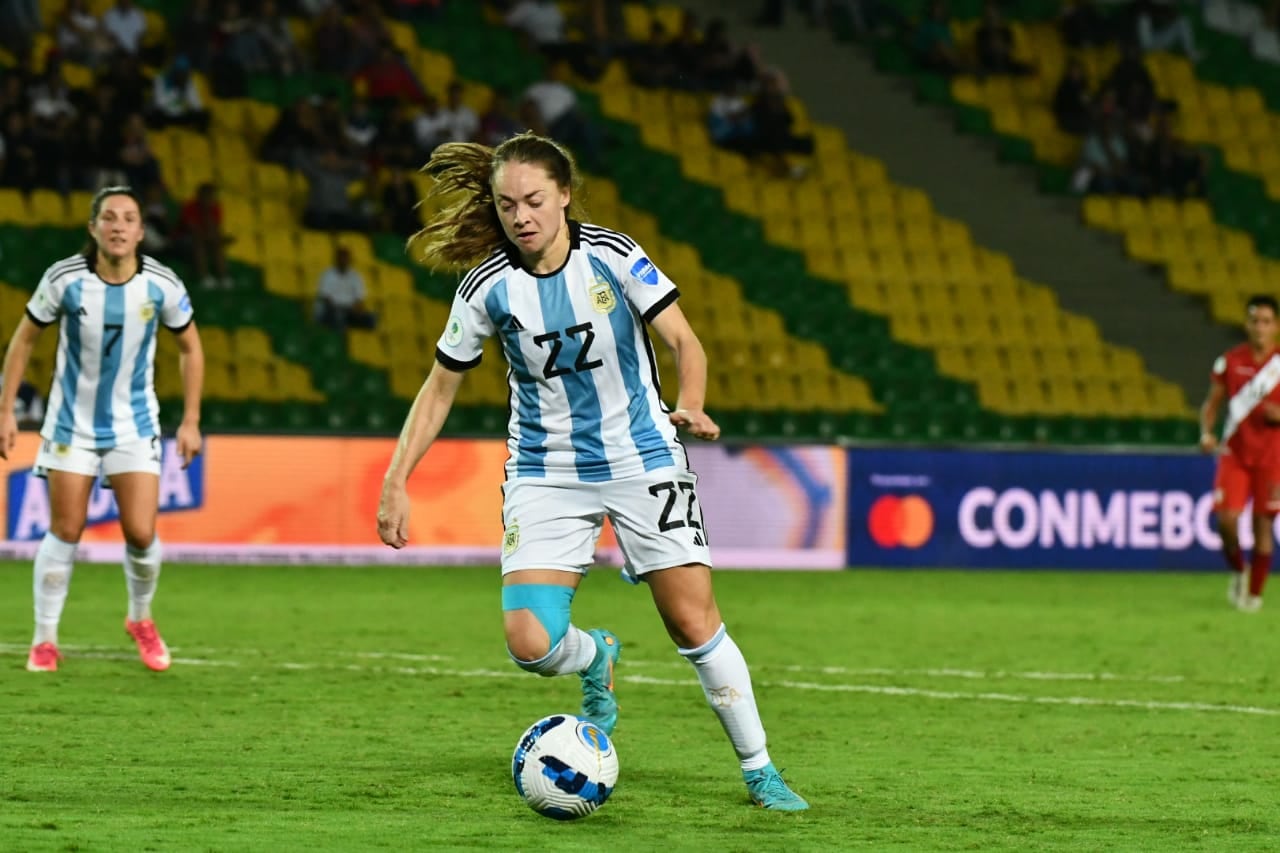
[26,642,62,672]
[125,619,172,671]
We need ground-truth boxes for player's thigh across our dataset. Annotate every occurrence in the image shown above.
[34,442,102,540]
[1214,455,1250,514]
[103,438,163,549]
[500,477,605,576]
[603,467,713,580]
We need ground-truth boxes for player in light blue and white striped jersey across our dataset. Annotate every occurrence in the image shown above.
[0,186,205,675]
[376,133,807,810]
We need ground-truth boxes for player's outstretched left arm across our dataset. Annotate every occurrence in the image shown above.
[172,322,204,469]
[0,316,43,460]
[650,302,720,441]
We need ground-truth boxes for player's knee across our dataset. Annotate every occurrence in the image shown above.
[48,518,86,544]
[502,584,574,671]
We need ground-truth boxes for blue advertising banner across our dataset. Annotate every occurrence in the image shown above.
[847,447,1252,570]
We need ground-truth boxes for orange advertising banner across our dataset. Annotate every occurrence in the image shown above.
[3,435,846,568]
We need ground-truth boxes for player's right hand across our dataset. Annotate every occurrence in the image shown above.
[0,410,17,460]
[1199,432,1218,454]
[377,483,410,549]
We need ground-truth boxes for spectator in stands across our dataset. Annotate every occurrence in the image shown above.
[173,0,216,71]
[117,112,163,195]
[505,0,568,51]
[1103,42,1159,118]
[344,93,380,152]
[707,78,756,155]
[66,112,117,190]
[478,87,521,147]
[1134,0,1201,61]
[56,0,115,69]
[412,91,450,157]
[913,1,966,75]
[177,183,233,289]
[975,1,1033,76]
[439,81,481,144]
[1073,113,1136,195]
[380,166,423,237]
[666,11,705,88]
[102,0,149,57]
[354,45,427,108]
[625,20,678,89]
[260,97,324,168]
[522,63,604,169]
[13,380,45,430]
[0,0,40,66]
[149,55,210,131]
[299,147,369,231]
[314,246,376,330]
[253,0,304,77]
[311,4,355,75]
[748,69,814,177]
[374,101,421,168]
[28,62,78,192]
[348,2,393,73]
[1053,57,1093,135]
[141,181,177,254]
[0,111,38,191]
[100,52,151,118]
[1139,112,1208,199]
[1060,0,1111,49]
[698,18,762,93]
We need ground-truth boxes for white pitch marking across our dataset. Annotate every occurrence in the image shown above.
[5,645,1273,716]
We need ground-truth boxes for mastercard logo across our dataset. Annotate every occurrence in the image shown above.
[868,494,934,549]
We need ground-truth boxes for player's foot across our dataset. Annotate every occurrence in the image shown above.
[744,763,809,811]
[1228,573,1247,607]
[1237,594,1263,613]
[125,619,171,671]
[26,642,61,672]
[579,629,620,735]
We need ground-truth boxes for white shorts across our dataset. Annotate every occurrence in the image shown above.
[34,437,162,481]
[500,466,713,578]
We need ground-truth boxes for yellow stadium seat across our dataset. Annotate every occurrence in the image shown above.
[27,189,70,226]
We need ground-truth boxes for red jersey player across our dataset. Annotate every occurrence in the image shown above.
[1200,295,1280,612]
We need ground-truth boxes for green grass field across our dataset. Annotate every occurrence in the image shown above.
[2,562,1278,852]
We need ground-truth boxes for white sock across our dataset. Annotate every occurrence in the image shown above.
[511,625,596,677]
[33,533,77,645]
[124,537,162,622]
[679,624,772,772]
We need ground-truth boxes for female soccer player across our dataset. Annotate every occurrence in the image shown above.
[0,186,204,673]
[376,133,807,810]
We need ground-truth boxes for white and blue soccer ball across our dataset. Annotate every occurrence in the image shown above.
[511,714,618,820]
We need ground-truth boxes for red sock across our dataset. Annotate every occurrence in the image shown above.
[1250,551,1271,597]
[1224,542,1246,574]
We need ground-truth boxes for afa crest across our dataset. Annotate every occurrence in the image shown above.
[140,301,156,322]
[503,522,520,555]
[589,274,616,315]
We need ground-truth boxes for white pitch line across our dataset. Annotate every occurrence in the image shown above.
[620,675,1280,717]
[4,645,1275,717]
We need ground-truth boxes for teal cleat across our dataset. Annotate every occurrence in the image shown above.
[579,629,621,735]
[744,763,809,811]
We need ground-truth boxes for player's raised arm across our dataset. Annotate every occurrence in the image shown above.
[649,301,719,441]
[377,362,466,548]
[0,315,44,459]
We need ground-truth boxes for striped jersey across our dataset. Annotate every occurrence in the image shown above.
[437,221,685,482]
[25,253,194,449]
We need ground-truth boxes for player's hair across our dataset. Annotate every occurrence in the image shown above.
[82,185,144,256]
[409,132,585,269]
[1246,294,1279,316]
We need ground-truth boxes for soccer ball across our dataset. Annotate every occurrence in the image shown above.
[511,714,619,820]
